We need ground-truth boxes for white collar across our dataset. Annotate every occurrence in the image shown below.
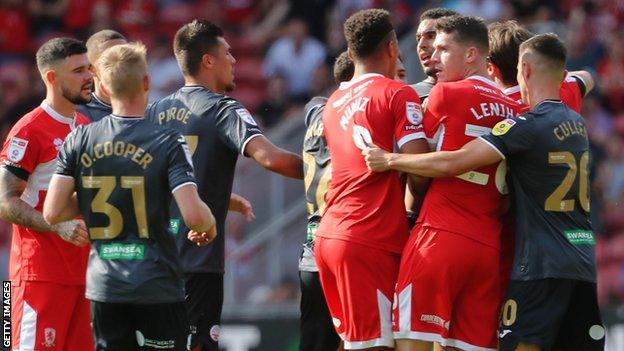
[110,114,145,120]
[339,73,384,90]
[503,85,521,96]
[466,75,500,89]
[40,100,75,126]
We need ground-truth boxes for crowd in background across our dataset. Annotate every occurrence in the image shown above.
[1,0,624,308]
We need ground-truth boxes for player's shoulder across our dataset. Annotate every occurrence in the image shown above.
[304,96,327,127]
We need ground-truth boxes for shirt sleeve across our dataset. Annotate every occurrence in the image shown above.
[214,98,264,157]
[55,128,80,177]
[0,121,41,179]
[167,131,198,193]
[422,84,445,138]
[480,115,536,159]
[389,85,426,149]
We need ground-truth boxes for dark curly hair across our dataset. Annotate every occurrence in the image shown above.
[420,8,460,22]
[333,51,354,84]
[344,9,394,59]
[436,15,489,52]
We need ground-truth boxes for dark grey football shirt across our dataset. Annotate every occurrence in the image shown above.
[410,78,435,102]
[300,96,330,272]
[146,85,263,274]
[481,100,596,283]
[56,115,196,303]
[77,93,113,122]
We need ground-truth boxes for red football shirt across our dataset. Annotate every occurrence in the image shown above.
[317,74,426,253]
[0,101,90,285]
[418,75,524,249]
[503,72,585,113]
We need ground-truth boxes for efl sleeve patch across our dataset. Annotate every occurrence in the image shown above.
[7,137,29,162]
[235,108,258,126]
[405,102,423,125]
[492,119,516,136]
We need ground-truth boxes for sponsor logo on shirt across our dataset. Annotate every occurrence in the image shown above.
[420,314,450,330]
[405,102,422,125]
[100,243,145,260]
[492,119,516,136]
[7,137,28,163]
[169,218,181,235]
[236,108,258,126]
[565,230,595,245]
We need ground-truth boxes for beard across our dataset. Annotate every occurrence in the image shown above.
[61,82,91,105]
[424,67,439,78]
[224,81,236,93]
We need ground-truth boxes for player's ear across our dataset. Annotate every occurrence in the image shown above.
[99,80,111,100]
[347,47,354,62]
[44,69,56,87]
[201,53,214,69]
[465,46,478,64]
[143,75,150,92]
[486,58,498,79]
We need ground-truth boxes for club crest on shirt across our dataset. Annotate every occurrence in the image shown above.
[405,102,423,125]
[492,119,516,136]
[7,137,28,162]
[42,327,56,347]
[235,108,258,126]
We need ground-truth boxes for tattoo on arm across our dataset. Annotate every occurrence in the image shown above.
[0,167,57,232]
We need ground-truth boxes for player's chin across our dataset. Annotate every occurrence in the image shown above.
[225,81,236,93]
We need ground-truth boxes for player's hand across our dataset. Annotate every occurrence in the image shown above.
[229,193,255,221]
[54,219,89,247]
[187,226,217,246]
[362,145,392,172]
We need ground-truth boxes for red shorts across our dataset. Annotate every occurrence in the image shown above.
[392,225,501,351]
[315,236,400,350]
[12,281,93,351]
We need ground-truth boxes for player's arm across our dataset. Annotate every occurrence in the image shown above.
[0,168,88,246]
[245,136,304,179]
[43,175,80,224]
[399,139,431,213]
[229,192,255,221]
[569,70,594,96]
[363,138,502,177]
[0,167,60,232]
[174,184,217,246]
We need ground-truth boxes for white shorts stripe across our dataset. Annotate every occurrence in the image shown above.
[342,290,394,350]
[398,284,412,333]
[19,301,37,350]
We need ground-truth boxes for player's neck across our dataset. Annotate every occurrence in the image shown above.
[93,89,111,105]
[184,76,221,93]
[464,66,490,81]
[111,97,147,118]
[352,61,392,80]
[45,93,75,119]
[526,82,560,109]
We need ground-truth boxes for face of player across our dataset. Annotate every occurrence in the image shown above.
[517,51,529,103]
[431,31,468,82]
[416,18,438,77]
[58,53,93,105]
[395,59,406,82]
[214,37,236,93]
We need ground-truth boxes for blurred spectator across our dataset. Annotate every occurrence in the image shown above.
[28,0,69,36]
[597,33,624,113]
[114,0,157,45]
[0,1,31,55]
[256,75,291,129]
[263,17,327,101]
[148,36,183,102]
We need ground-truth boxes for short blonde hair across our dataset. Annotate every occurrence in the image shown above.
[96,42,147,99]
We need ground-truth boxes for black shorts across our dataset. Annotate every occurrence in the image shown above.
[499,279,605,351]
[185,273,224,351]
[299,271,340,351]
[91,300,189,351]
